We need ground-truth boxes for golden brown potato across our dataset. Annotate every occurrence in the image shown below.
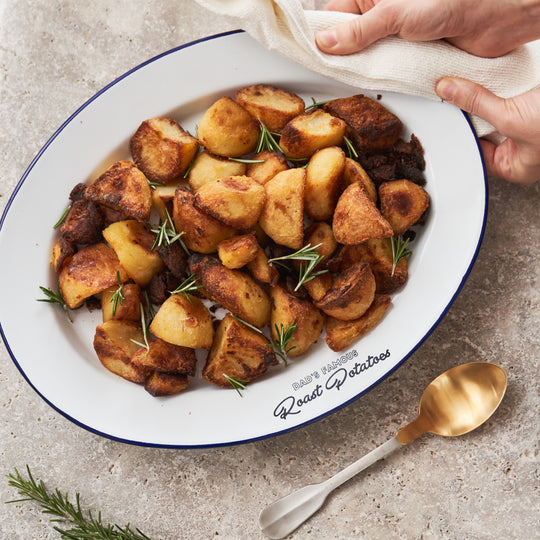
[152,184,179,222]
[333,181,393,245]
[258,167,305,250]
[102,220,164,287]
[325,294,392,351]
[173,186,237,253]
[86,160,152,222]
[131,338,197,375]
[130,117,199,183]
[189,254,271,328]
[217,234,259,269]
[343,158,377,203]
[270,285,325,357]
[197,96,260,157]
[323,95,403,151]
[60,199,103,245]
[305,146,346,221]
[246,151,289,185]
[303,222,338,266]
[93,320,149,383]
[379,179,430,235]
[246,246,279,285]
[279,109,346,159]
[302,271,333,302]
[187,150,247,192]
[202,313,275,388]
[149,292,214,349]
[235,84,305,132]
[50,236,75,273]
[316,262,376,320]
[59,243,128,309]
[144,371,189,397]
[101,283,142,322]
[194,175,265,230]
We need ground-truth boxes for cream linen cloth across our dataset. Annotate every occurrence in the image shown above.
[194,0,540,140]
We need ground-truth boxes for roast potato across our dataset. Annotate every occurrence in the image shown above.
[144,371,189,397]
[246,151,289,185]
[343,157,377,203]
[50,236,75,273]
[131,338,197,375]
[246,245,279,285]
[217,233,259,269]
[60,199,103,245]
[101,282,142,322]
[187,150,247,192]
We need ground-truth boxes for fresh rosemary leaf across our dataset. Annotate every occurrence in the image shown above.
[170,274,202,299]
[110,271,124,317]
[231,314,264,335]
[228,157,265,164]
[130,303,149,350]
[391,235,412,276]
[6,465,151,540]
[270,323,297,365]
[343,136,358,159]
[305,97,330,110]
[296,259,328,291]
[256,121,282,154]
[223,374,249,397]
[53,205,71,229]
[37,283,72,323]
[150,208,189,254]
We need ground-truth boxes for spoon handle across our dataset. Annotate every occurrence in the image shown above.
[259,436,403,539]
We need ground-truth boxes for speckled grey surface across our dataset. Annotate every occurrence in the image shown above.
[0,1,538,539]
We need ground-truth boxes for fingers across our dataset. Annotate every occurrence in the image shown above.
[316,8,394,54]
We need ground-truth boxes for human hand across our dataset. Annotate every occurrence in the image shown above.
[316,0,540,57]
[436,78,540,185]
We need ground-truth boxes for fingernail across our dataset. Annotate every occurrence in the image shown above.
[316,29,338,49]
[436,79,458,102]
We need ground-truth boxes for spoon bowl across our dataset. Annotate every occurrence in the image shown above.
[259,362,508,539]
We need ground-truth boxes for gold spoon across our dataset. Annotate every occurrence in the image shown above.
[259,362,507,539]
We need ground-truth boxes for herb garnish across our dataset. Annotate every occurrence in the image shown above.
[228,157,265,164]
[110,271,124,317]
[271,323,297,365]
[130,303,150,351]
[150,208,189,254]
[268,243,328,291]
[256,121,282,154]
[305,97,330,110]
[170,273,202,299]
[343,136,358,159]
[391,235,412,276]
[53,206,71,229]
[37,283,72,322]
[6,465,151,540]
[223,374,249,397]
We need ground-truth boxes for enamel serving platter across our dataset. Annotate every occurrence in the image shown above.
[0,31,486,447]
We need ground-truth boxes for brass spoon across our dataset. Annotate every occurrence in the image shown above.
[259,362,507,539]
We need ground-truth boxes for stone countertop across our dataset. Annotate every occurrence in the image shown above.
[0,1,538,538]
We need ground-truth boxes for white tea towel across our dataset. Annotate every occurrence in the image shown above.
[194,0,540,139]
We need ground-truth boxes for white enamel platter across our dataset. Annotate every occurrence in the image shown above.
[0,31,487,447]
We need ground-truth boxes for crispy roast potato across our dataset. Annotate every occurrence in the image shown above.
[86,160,152,222]
[323,95,403,151]
[101,283,142,322]
[197,96,260,158]
[235,84,305,132]
[302,272,333,302]
[217,233,259,269]
[130,117,199,183]
[59,242,128,309]
[190,254,271,328]
[305,146,345,221]
[202,313,275,388]
[303,222,338,266]
[246,151,289,185]
[316,262,376,321]
[149,293,214,349]
[152,184,178,222]
[333,182,393,245]
[187,150,247,192]
[325,294,392,351]
[279,109,347,159]
[144,371,189,397]
[60,199,103,245]
[258,167,305,250]
[173,185,237,253]
[379,179,430,235]
[194,175,265,230]
[246,245,279,285]
[102,220,164,286]
[93,320,148,383]
[50,236,75,273]
[131,338,197,375]
[270,285,325,357]
[343,158,377,203]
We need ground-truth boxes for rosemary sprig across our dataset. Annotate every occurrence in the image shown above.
[343,136,359,159]
[305,97,330,110]
[150,208,188,254]
[228,157,265,164]
[130,303,150,351]
[110,271,124,317]
[391,235,412,276]
[143,290,156,325]
[147,179,165,190]
[6,465,151,540]
[53,206,71,229]
[256,121,282,154]
[267,243,328,291]
[37,283,72,323]
[223,374,249,397]
[271,323,297,365]
[231,314,264,335]
[170,274,202,299]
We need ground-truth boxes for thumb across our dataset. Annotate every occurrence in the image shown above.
[316,9,393,54]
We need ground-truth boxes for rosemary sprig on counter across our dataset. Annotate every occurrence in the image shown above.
[6,465,151,540]
[268,243,328,291]
[37,283,72,323]
[391,235,412,276]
